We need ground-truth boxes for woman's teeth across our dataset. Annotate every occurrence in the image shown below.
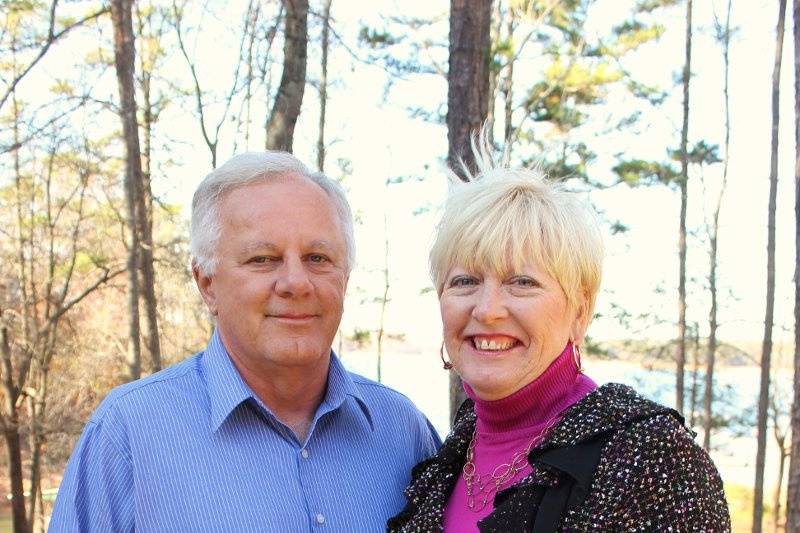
[473,338,514,351]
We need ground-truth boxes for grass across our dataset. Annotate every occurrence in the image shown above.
[726,482,786,532]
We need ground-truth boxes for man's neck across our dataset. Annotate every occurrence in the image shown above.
[230,354,330,444]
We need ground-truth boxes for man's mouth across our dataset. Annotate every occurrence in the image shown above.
[268,313,317,320]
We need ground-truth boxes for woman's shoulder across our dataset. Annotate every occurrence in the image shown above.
[564,384,730,531]
[544,382,682,448]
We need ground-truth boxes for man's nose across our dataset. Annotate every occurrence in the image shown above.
[274,256,313,297]
[471,283,508,323]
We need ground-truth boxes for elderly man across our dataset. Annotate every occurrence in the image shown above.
[50,152,439,531]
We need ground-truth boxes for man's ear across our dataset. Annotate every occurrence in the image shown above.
[193,261,218,316]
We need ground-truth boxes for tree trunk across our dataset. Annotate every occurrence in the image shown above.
[376,213,389,384]
[136,161,161,373]
[266,0,308,152]
[111,0,142,381]
[689,330,700,428]
[786,2,800,530]
[753,1,786,531]
[485,0,502,144]
[501,10,514,148]
[773,437,787,533]
[136,5,162,373]
[1,321,28,533]
[704,0,732,451]
[446,0,492,422]
[676,0,693,415]
[317,0,331,171]
[26,399,42,530]
[447,0,491,175]
[4,429,28,533]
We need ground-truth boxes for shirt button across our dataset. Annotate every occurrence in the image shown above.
[315,513,325,524]
[301,448,310,459]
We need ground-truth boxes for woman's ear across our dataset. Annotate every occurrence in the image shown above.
[570,293,590,346]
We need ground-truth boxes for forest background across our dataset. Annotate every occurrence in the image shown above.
[1,0,799,532]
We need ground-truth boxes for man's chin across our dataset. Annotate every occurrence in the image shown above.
[259,344,332,367]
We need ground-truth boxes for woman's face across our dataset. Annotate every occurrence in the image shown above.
[440,262,587,401]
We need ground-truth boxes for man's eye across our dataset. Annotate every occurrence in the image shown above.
[248,256,274,264]
[308,254,329,263]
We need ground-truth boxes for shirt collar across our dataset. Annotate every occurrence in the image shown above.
[201,331,374,433]
[202,330,256,432]
[316,350,375,432]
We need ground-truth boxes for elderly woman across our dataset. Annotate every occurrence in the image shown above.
[388,154,730,532]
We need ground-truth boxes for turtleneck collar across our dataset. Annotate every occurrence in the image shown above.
[464,342,595,434]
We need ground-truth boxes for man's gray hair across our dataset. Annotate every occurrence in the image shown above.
[190,151,356,276]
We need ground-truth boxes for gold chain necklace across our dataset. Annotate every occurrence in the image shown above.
[462,413,563,512]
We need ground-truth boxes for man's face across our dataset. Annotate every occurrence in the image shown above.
[195,174,349,379]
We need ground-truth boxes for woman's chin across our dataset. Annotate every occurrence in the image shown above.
[461,375,517,401]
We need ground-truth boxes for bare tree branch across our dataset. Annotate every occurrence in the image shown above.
[0,4,109,113]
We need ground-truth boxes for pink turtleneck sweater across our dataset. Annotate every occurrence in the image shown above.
[443,343,597,532]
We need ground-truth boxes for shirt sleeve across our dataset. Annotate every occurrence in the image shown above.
[424,416,443,451]
[49,410,135,533]
[413,413,442,464]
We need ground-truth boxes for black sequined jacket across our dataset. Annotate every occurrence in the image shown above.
[388,383,731,533]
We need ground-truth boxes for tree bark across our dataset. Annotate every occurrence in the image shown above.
[689,330,700,427]
[111,0,142,381]
[136,3,162,373]
[704,0,732,451]
[772,431,787,532]
[266,0,308,152]
[676,0,693,415]
[447,0,492,176]
[787,2,800,530]
[446,0,492,422]
[501,10,514,148]
[1,322,28,533]
[4,429,28,533]
[485,0,502,144]
[317,0,332,171]
[376,213,389,384]
[753,1,786,531]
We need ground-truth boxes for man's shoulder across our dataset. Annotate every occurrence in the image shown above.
[346,372,423,415]
[345,371,441,447]
[92,352,204,422]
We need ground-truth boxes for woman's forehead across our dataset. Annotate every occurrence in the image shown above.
[447,251,547,276]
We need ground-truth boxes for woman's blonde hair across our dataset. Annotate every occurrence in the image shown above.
[430,143,604,320]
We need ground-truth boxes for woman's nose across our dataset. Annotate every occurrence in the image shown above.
[471,283,508,323]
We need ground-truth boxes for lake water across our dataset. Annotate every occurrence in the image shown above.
[339,347,791,490]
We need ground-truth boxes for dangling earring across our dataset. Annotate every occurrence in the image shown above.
[572,341,583,373]
[440,343,453,370]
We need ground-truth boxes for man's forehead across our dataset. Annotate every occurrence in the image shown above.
[220,174,332,209]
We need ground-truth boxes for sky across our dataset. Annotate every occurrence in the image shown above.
[30,0,794,358]
[273,0,798,356]
[12,0,797,488]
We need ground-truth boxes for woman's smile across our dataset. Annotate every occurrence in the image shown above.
[465,334,520,354]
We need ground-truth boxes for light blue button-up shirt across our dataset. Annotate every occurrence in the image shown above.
[50,331,439,532]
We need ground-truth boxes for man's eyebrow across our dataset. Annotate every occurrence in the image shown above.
[240,241,279,255]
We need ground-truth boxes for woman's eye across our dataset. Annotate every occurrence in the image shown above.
[449,276,477,287]
[510,276,537,287]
